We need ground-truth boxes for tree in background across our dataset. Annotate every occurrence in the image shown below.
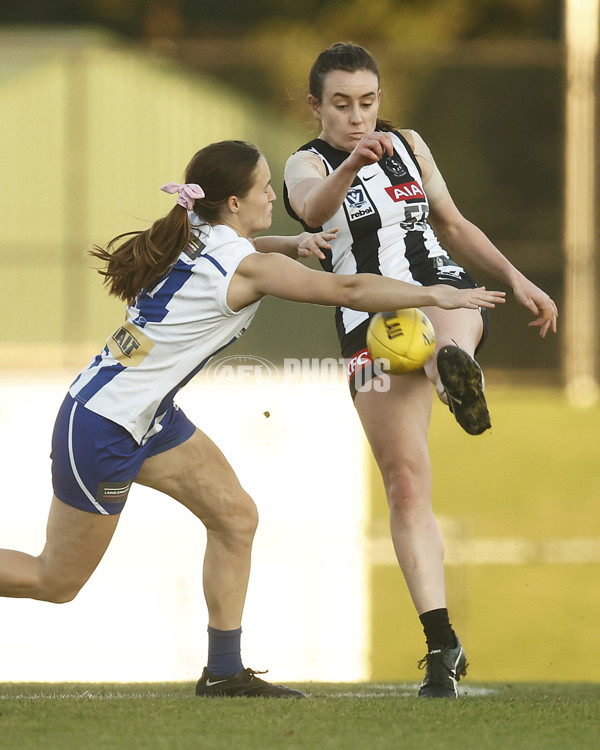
[0,1,562,118]
[0,1,562,41]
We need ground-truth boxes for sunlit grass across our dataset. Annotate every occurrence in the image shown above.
[1,681,599,750]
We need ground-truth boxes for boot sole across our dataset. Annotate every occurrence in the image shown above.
[437,346,490,435]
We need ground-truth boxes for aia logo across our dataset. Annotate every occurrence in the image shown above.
[385,181,425,203]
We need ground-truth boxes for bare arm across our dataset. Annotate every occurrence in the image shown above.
[405,128,558,338]
[227,251,504,314]
[288,132,394,228]
[253,235,302,257]
[253,230,338,260]
[428,187,558,337]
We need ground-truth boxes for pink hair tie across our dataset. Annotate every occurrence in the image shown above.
[160,181,205,210]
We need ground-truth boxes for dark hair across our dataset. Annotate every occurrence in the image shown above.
[91,140,262,304]
[308,42,395,131]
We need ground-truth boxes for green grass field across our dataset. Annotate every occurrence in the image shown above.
[2,681,599,749]
[1,386,599,748]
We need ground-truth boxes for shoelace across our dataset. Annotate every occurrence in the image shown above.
[417,652,455,679]
[245,668,268,679]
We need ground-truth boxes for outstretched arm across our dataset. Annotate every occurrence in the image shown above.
[253,230,338,259]
[227,251,505,314]
[428,188,558,338]
[407,128,558,339]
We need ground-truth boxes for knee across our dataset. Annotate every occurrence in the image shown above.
[383,461,431,519]
[233,493,259,540]
[31,553,89,603]
[205,490,259,545]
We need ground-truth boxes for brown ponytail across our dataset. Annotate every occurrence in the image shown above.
[90,140,262,306]
[90,205,191,306]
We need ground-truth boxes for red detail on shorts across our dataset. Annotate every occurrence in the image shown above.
[385,181,425,202]
[346,348,373,380]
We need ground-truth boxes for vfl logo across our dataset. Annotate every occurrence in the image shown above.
[345,186,375,221]
[385,181,426,203]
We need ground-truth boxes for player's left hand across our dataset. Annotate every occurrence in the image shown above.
[513,278,558,338]
[297,228,339,260]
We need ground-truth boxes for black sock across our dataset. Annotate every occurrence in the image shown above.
[419,608,456,651]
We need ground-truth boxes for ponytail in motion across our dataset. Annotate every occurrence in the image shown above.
[91,140,262,305]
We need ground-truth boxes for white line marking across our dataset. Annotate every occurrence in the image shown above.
[68,401,109,515]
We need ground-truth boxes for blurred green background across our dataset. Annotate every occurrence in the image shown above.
[369,387,600,681]
[0,0,569,375]
[1,1,598,682]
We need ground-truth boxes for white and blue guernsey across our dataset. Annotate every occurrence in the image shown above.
[69,223,259,445]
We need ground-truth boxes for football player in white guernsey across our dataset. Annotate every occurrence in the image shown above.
[284,43,557,698]
[0,140,504,698]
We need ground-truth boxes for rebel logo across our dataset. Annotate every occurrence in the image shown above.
[385,181,425,202]
[345,186,375,220]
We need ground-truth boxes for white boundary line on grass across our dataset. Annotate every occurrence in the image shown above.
[369,527,600,566]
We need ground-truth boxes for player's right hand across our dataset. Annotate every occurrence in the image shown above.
[348,132,394,170]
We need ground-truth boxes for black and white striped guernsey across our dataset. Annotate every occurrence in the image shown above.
[284,130,463,340]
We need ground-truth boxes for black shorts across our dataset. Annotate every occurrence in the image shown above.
[341,261,490,399]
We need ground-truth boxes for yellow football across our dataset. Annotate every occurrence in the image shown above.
[366,308,436,374]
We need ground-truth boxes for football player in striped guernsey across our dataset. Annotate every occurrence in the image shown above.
[284,43,557,697]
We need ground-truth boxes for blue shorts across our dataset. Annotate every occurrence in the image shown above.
[51,394,197,515]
